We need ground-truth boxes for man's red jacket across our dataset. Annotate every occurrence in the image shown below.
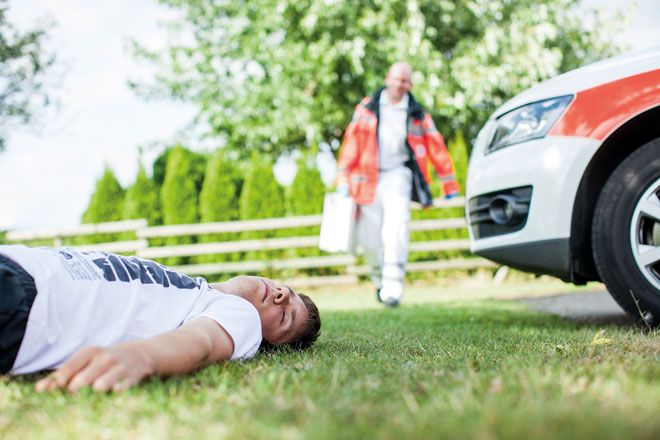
[337,88,460,206]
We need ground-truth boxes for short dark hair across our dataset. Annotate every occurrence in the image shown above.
[260,293,321,351]
[289,293,321,349]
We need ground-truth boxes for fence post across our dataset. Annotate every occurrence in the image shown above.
[346,255,357,281]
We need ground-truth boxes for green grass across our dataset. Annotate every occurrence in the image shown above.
[2,278,660,439]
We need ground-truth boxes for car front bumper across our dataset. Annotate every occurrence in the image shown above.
[466,134,601,279]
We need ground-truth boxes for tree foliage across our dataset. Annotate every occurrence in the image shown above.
[288,154,325,216]
[0,0,54,150]
[199,149,242,223]
[198,148,243,263]
[153,146,208,194]
[238,153,286,264]
[82,166,125,224]
[239,153,285,221]
[288,154,326,259]
[123,163,161,225]
[160,146,203,225]
[160,146,206,264]
[132,0,627,156]
[447,130,468,192]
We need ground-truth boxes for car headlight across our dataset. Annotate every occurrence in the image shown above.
[486,95,573,154]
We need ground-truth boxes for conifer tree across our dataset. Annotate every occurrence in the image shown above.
[161,146,201,225]
[287,155,326,259]
[239,154,285,263]
[152,147,171,189]
[288,155,326,216]
[200,149,242,223]
[198,149,243,263]
[239,154,285,221]
[80,166,125,244]
[123,163,161,225]
[160,146,203,264]
[288,154,326,260]
[153,146,208,194]
[448,129,469,192]
[82,166,125,224]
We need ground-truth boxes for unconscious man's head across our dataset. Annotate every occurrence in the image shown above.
[211,276,320,349]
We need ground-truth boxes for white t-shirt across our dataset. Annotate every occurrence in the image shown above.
[378,92,409,171]
[0,245,262,374]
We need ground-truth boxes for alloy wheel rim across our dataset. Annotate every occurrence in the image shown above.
[630,176,660,292]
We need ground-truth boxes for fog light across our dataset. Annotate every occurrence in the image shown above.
[468,185,532,239]
[488,195,527,225]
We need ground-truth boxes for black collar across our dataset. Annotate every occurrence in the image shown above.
[365,87,425,120]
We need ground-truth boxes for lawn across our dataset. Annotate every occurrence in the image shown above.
[2,276,660,439]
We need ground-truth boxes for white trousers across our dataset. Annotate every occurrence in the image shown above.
[356,166,412,301]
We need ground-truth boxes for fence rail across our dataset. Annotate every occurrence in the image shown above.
[5,197,497,286]
[6,219,148,242]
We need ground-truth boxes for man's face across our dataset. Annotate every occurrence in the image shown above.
[215,276,308,345]
[384,66,412,103]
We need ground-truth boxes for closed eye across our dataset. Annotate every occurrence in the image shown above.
[281,310,285,325]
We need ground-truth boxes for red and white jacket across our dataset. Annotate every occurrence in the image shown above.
[337,88,460,206]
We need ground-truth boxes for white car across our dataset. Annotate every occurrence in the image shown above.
[466,46,660,323]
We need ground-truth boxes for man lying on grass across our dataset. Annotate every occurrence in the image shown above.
[0,245,320,393]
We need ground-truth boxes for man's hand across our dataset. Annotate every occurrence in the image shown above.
[34,318,233,393]
[35,344,154,393]
[336,183,350,197]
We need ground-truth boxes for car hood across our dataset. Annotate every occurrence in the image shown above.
[493,45,660,118]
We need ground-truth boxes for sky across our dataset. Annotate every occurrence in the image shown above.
[1,0,659,231]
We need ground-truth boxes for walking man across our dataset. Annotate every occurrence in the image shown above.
[336,62,460,306]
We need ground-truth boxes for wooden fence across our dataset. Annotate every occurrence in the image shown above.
[6,197,496,288]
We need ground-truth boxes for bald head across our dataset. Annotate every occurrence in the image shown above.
[387,62,413,78]
[384,62,413,104]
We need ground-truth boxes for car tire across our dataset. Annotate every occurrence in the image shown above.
[592,137,660,324]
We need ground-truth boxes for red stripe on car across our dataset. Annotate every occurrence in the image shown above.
[550,69,660,140]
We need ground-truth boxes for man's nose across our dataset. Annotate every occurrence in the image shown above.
[273,286,290,304]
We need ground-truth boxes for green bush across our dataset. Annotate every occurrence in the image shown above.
[82,166,125,224]
[123,163,161,226]
[161,146,204,225]
[287,154,326,260]
[152,147,170,190]
[78,167,126,244]
[153,146,207,194]
[200,149,242,223]
[410,205,469,264]
[288,154,326,215]
[239,154,286,268]
[198,149,243,263]
[448,130,469,192]
[239,154,286,221]
[160,146,205,265]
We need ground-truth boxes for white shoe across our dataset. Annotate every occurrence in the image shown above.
[379,279,403,305]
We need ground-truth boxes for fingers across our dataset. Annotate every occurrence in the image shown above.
[35,374,60,392]
[91,365,136,393]
[35,346,130,393]
[35,346,99,392]
[66,353,115,393]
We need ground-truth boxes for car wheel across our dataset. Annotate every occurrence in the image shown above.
[592,138,660,324]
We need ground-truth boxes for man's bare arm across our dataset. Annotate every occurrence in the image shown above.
[35,318,234,393]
